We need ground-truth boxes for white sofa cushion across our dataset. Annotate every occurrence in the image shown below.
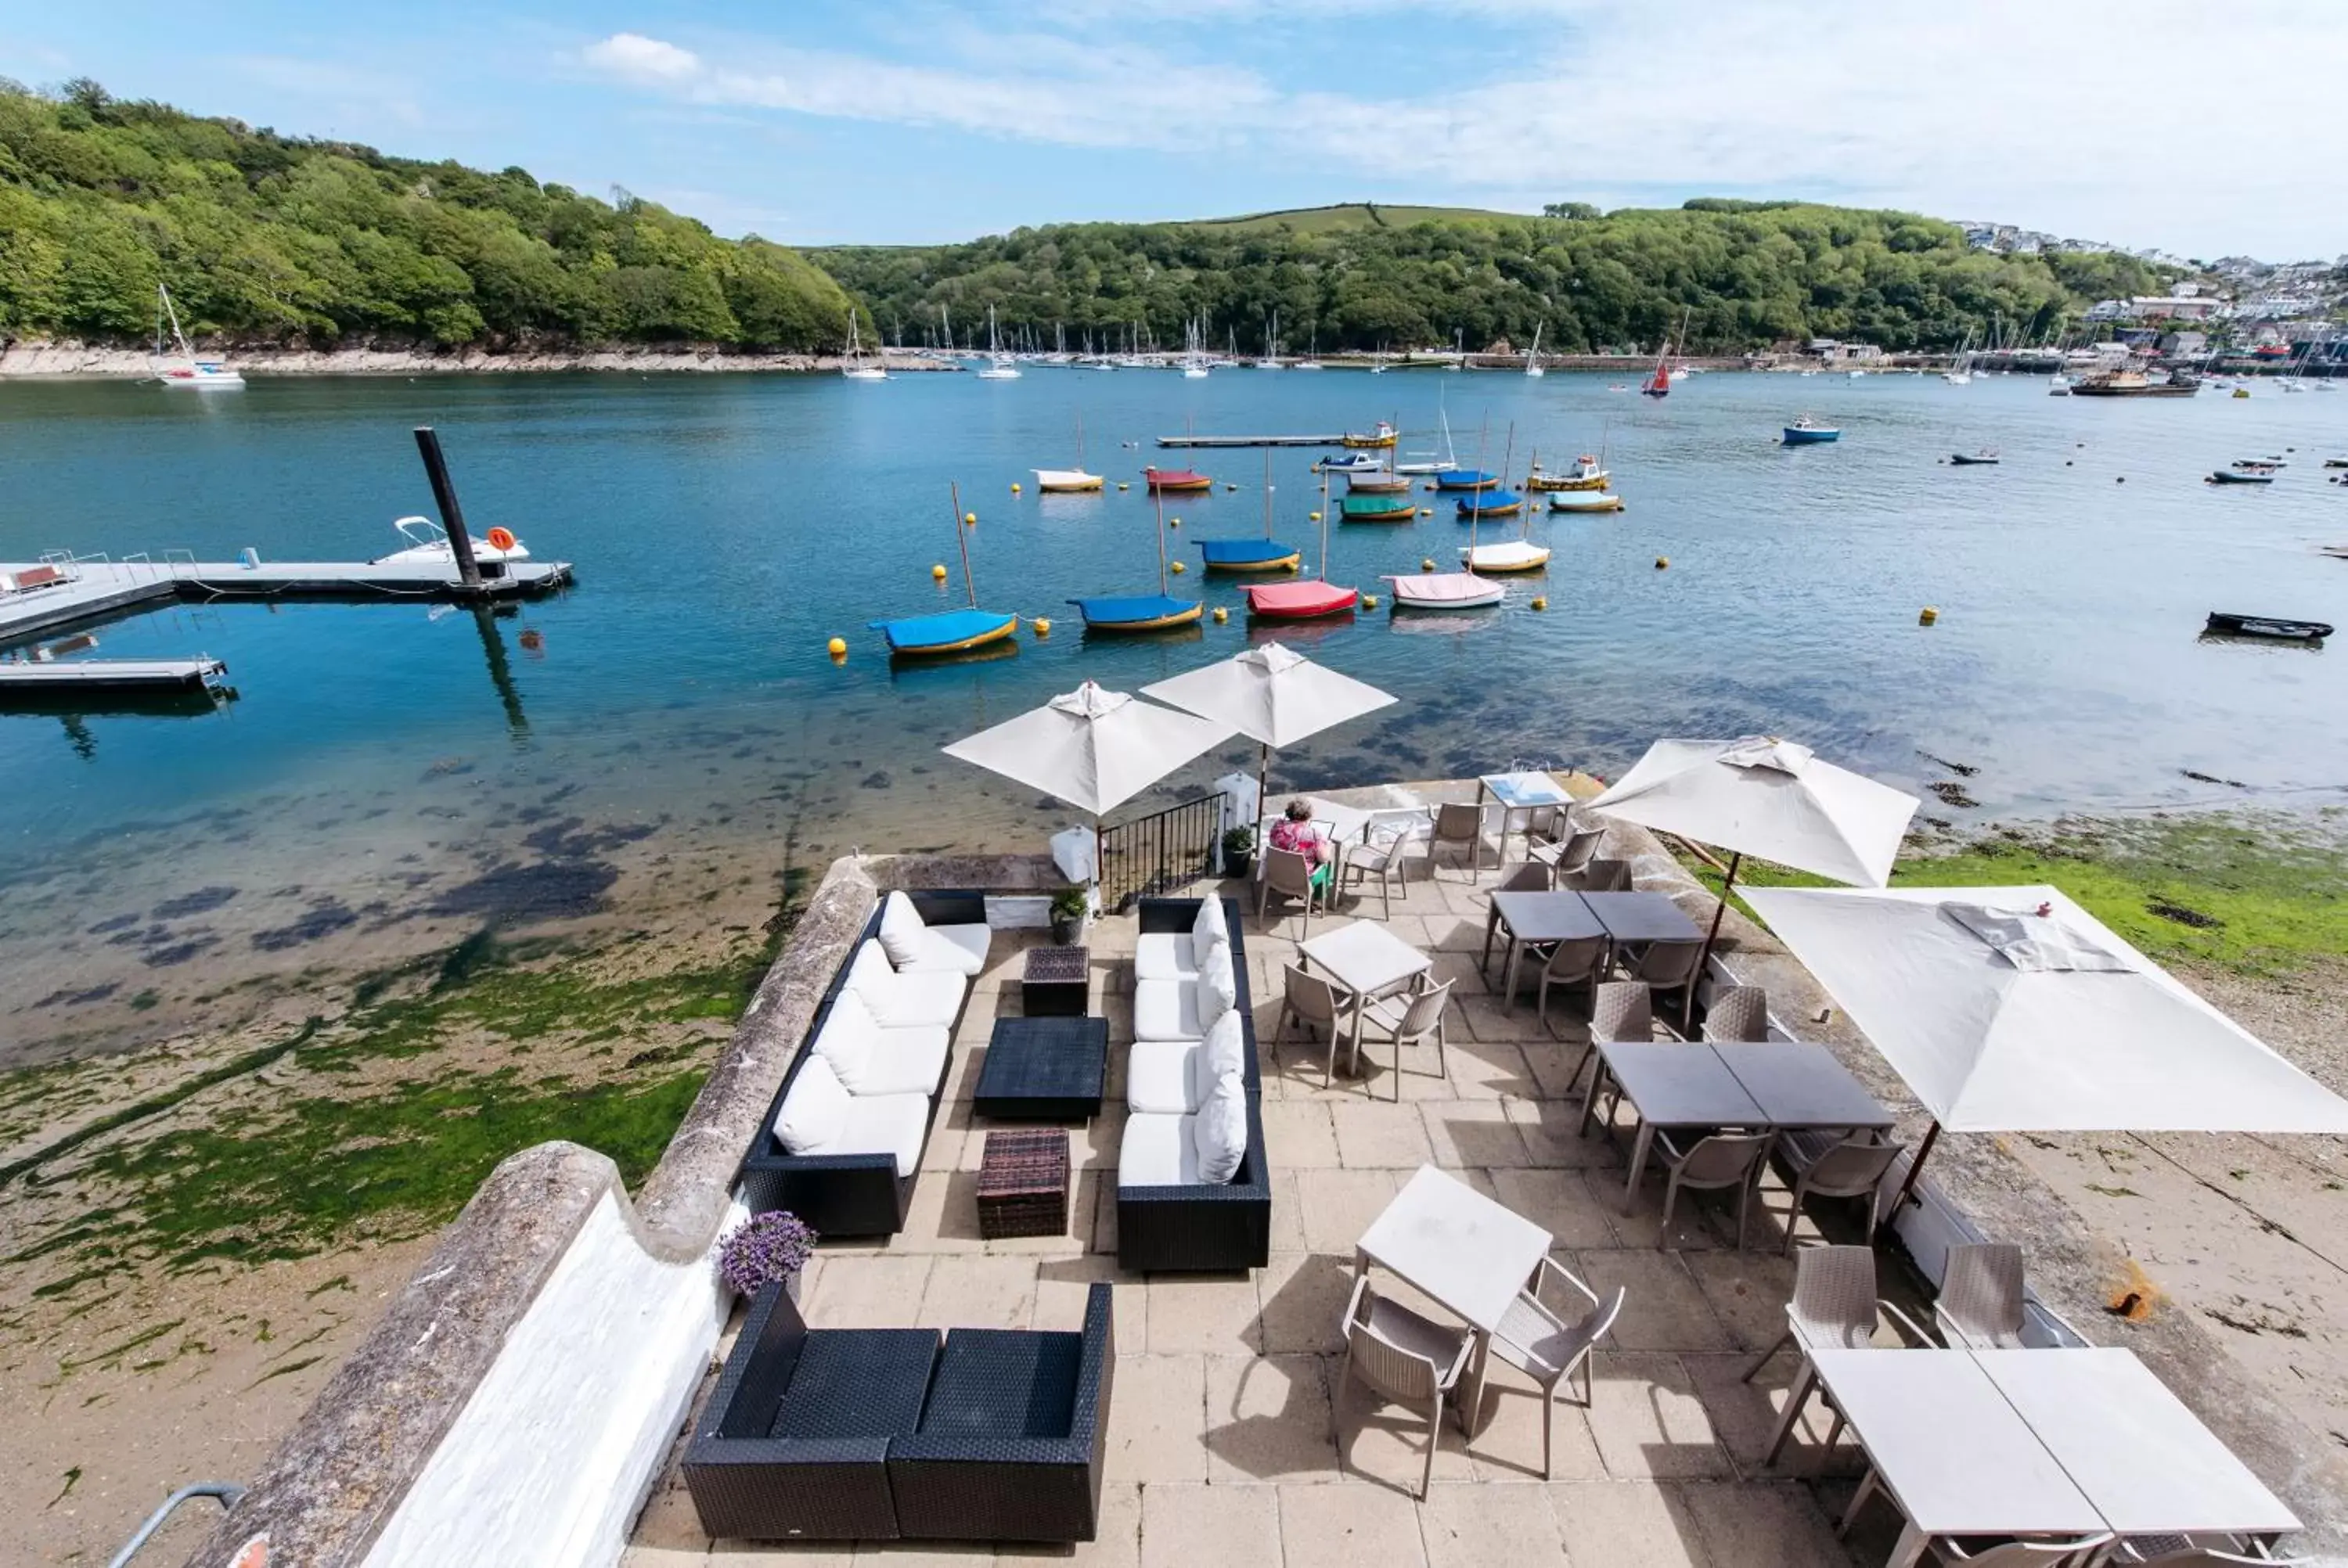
[1118,1111,1201,1189]
[1194,897,1229,947]
[775,1056,852,1154]
[1133,977,1204,1043]
[1194,1070,1249,1185]
[831,1091,932,1177]
[1134,931,1201,984]
[1126,1041,1201,1115]
[1189,1010,1244,1107]
[817,994,949,1096]
[849,940,966,1027]
[874,890,992,976]
[812,989,880,1088]
[877,890,928,967]
[1198,950,1238,1031]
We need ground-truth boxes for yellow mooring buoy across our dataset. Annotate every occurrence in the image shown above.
[1212,606,1228,624]
[1918,606,1939,626]
[1530,596,1548,611]
[1032,617,1051,636]
[1655,556,1669,570]
[931,563,948,581]
[826,636,848,657]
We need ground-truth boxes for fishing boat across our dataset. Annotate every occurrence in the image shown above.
[1070,491,1202,632]
[1525,454,1609,492]
[1433,469,1501,491]
[1345,470,1412,495]
[841,313,888,381]
[1548,490,1624,513]
[1342,421,1399,449]
[1949,449,2000,466]
[2206,469,2274,485]
[2204,612,2332,641]
[376,516,531,565]
[873,484,1021,656]
[1143,466,1215,494]
[1339,494,1419,523]
[1035,414,1104,491]
[975,307,1021,379]
[1455,488,1524,520]
[1524,322,1545,378]
[1782,417,1841,445]
[1244,466,1357,618]
[151,285,243,389]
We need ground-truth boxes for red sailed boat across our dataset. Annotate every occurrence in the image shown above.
[1143,466,1213,494]
[1640,356,1670,398]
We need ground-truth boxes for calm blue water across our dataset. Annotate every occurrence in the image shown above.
[4,368,2346,888]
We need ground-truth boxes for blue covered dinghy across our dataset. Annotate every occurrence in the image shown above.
[1195,538,1302,572]
[1068,594,1203,632]
[870,607,1021,656]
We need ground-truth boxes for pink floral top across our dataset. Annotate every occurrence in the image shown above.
[1269,817,1328,865]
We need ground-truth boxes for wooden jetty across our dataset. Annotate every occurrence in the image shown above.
[0,556,572,643]
[1155,433,1345,449]
[0,656,228,692]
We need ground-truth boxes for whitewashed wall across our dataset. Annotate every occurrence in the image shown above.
[360,1192,729,1567]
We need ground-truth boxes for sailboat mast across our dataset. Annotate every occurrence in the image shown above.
[1154,487,1170,595]
[1318,466,1331,581]
[1262,450,1273,540]
[949,482,978,609]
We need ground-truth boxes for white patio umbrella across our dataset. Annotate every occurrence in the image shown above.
[1583,736,1921,969]
[1140,643,1397,818]
[942,680,1234,886]
[1743,883,2348,1205]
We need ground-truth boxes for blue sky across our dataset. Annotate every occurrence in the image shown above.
[5,2,2343,258]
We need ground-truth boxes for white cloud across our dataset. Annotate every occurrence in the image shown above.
[582,31,702,86]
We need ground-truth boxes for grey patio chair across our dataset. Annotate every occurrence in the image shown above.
[1428,801,1491,879]
[1274,963,1358,1090]
[1534,934,1611,1036]
[1936,1243,2026,1349]
[2118,1542,2309,1566]
[1777,1135,1907,1254]
[1648,1129,1772,1250]
[1519,802,1569,856]
[1623,937,1706,1029]
[1489,1259,1625,1479]
[1745,1244,1934,1465]
[1700,984,1770,1042]
[1495,859,1552,894]
[1532,824,1604,879]
[1334,1274,1475,1499]
[1338,818,1424,919]
[1564,856,1631,893]
[1923,1535,2116,1566]
[1258,843,1328,934]
[1354,977,1453,1098]
[1576,980,1657,1128]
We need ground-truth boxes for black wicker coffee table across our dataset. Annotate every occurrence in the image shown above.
[1021,944,1090,1017]
[974,1016,1108,1120]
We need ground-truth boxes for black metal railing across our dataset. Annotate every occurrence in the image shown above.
[1098,792,1226,909]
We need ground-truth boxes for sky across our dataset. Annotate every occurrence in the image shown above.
[5,1,2343,259]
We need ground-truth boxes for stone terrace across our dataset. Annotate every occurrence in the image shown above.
[625,857,1921,1568]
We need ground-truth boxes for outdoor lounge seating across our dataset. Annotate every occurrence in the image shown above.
[685,1279,1114,1544]
[875,889,992,976]
[738,891,987,1236]
[1118,897,1271,1271]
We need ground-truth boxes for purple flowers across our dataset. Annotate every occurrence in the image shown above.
[718,1210,817,1296]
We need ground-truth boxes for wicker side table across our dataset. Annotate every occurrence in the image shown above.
[975,1128,1070,1240]
[1021,944,1090,1017]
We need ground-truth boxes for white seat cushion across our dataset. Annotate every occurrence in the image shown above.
[830,1091,932,1177]
[1134,931,1201,984]
[877,891,928,968]
[1118,1111,1201,1189]
[905,922,990,976]
[1126,1040,1203,1115]
[774,1056,852,1154]
[834,1015,950,1097]
[849,940,966,1027]
[1133,977,1204,1043]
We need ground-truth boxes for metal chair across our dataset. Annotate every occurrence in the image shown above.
[1745,1245,1934,1465]
[1257,843,1328,934]
[1777,1135,1907,1254]
[1624,937,1706,1029]
[1353,977,1453,1099]
[1532,825,1604,879]
[1534,935,1611,1036]
[1700,984,1770,1042]
[1489,1260,1625,1479]
[1648,1129,1771,1250]
[1334,1275,1474,1499]
[1338,820,1422,919]
[1273,963,1357,1090]
[1428,801,1491,879]
[1922,1534,2116,1566]
[1564,857,1631,893]
[1936,1243,2027,1349]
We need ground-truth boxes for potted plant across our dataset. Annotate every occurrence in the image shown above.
[1222,825,1258,880]
[1049,886,1090,944]
[717,1210,817,1304]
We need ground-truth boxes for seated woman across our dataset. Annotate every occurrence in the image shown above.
[1268,800,1334,890]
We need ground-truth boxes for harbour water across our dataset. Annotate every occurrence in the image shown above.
[3,369,2345,1042]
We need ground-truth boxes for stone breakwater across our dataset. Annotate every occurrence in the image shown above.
[0,340,958,378]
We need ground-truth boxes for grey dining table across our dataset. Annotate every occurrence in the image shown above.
[1585,1041,1766,1208]
[1482,890,1606,1012]
[1709,1043,1896,1132]
[1578,890,1704,945]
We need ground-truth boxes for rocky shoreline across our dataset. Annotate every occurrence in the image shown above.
[0,340,958,378]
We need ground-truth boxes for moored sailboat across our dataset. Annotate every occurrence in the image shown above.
[151,285,243,389]
[873,484,1021,656]
[1035,413,1104,492]
[1071,489,1202,631]
[1245,466,1357,619]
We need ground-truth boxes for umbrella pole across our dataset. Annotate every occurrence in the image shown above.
[1694,850,1743,991]
[1256,741,1271,831]
[1889,1120,1942,1214]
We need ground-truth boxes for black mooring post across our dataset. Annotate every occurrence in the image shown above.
[412,426,482,589]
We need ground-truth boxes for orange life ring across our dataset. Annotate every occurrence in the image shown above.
[486,527,517,551]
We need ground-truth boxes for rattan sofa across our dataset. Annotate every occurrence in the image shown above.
[1116,897,1271,1273]
[736,890,986,1237]
[683,1278,1114,1544]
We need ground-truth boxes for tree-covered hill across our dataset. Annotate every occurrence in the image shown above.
[0,80,852,350]
[816,200,2170,355]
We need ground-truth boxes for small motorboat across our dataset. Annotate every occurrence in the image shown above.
[1341,422,1399,449]
[1067,594,1201,633]
[1782,418,1841,445]
[1432,469,1501,491]
[871,607,1021,656]
[2322,458,2347,469]
[2206,469,2274,485]
[376,516,531,565]
[1316,452,1387,473]
[1949,449,2000,466]
[1548,490,1624,513]
[2233,456,2286,470]
[1385,570,1504,610]
[2203,612,2332,642]
[1339,494,1420,523]
[1034,468,1104,492]
[1460,540,1550,572]
[1143,466,1214,494]
[1525,455,1609,492]
[2232,387,2251,399]
[1345,471,1413,495]
[1455,488,1524,520]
